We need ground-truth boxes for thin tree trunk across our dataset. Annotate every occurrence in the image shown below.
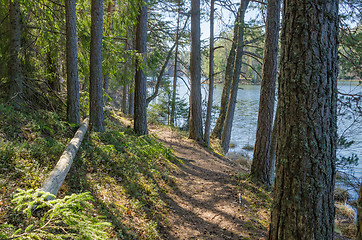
[122,83,128,114]
[134,0,148,135]
[128,82,134,115]
[146,15,189,106]
[269,103,279,186]
[204,0,215,147]
[170,1,181,127]
[65,0,81,124]
[250,0,281,186]
[8,0,23,109]
[89,0,104,132]
[47,51,62,92]
[146,43,176,105]
[211,6,241,140]
[189,0,203,142]
[128,33,135,116]
[268,0,338,238]
[103,74,109,104]
[221,0,249,153]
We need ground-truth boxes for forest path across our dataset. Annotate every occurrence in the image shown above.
[149,124,269,240]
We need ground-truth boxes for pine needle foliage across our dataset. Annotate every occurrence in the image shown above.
[1,189,111,239]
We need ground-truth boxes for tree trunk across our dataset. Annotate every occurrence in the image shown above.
[8,0,23,109]
[170,1,181,127]
[268,0,339,239]
[221,0,249,153]
[211,6,241,140]
[269,104,279,186]
[146,15,189,107]
[41,117,89,199]
[128,82,134,115]
[204,0,214,147]
[47,51,62,92]
[250,0,281,186]
[65,0,81,124]
[134,0,148,135]
[189,0,203,142]
[89,0,104,132]
[122,83,128,114]
[103,74,109,104]
[146,42,176,105]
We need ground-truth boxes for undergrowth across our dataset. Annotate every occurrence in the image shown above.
[60,111,181,239]
[0,105,181,239]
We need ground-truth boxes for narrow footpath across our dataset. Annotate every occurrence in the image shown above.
[149,125,270,240]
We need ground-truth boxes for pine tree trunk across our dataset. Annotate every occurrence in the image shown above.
[65,0,81,124]
[189,0,203,142]
[134,0,148,135]
[221,0,249,153]
[268,0,338,239]
[8,0,23,109]
[250,0,281,186]
[89,0,104,132]
[211,8,240,140]
[204,0,214,147]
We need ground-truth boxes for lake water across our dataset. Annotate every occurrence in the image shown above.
[151,79,362,178]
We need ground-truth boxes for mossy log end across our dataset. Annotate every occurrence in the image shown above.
[41,117,89,198]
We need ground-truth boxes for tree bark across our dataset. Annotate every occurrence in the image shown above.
[89,0,104,132]
[211,6,241,140]
[65,0,81,125]
[221,0,249,153]
[204,0,215,147]
[134,0,148,135]
[8,0,23,109]
[250,0,281,186]
[268,0,339,239]
[189,0,203,142]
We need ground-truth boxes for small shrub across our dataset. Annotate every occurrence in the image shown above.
[0,189,111,239]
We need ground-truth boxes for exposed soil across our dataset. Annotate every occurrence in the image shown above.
[149,124,270,240]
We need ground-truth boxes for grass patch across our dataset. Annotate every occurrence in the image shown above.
[235,174,272,239]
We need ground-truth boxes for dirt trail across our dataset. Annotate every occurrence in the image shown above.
[149,125,269,240]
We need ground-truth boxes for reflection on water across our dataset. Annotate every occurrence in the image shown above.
[152,79,361,178]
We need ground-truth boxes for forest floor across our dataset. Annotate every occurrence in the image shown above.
[148,123,271,240]
[0,106,356,239]
[149,120,356,240]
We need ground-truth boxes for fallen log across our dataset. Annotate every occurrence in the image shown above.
[41,117,89,198]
